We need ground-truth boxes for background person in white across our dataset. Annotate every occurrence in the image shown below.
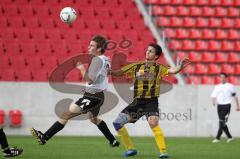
[211,73,240,143]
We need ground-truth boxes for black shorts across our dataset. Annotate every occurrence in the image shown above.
[121,97,159,123]
[217,104,231,122]
[75,92,104,116]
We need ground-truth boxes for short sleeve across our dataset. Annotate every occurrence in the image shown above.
[159,65,169,78]
[230,84,236,95]
[88,56,103,82]
[120,62,138,78]
[211,86,218,98]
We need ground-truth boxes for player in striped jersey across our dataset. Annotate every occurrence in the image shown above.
[111,43,190,158]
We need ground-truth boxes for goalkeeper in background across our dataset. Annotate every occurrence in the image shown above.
[110,43,190,158]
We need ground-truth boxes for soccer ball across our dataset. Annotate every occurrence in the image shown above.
[60,7,77,24]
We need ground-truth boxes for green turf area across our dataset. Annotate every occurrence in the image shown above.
[5,136,240,159]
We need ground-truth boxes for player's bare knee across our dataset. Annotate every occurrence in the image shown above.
[89,116,101,125]
[113,113,130,131]
[69,103,81,114]
[148,116,159,128]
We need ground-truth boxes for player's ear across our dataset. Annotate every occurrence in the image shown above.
[97,47,102,52]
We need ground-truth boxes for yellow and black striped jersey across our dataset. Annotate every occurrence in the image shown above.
[121,62,169,98]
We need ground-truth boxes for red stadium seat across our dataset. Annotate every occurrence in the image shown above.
[0,56,10,70]
[33,5,51,18]
[0,109,5,127]
[214,52,227,63]
[234,18,240,28]
[182,40,194,50]
[234,0,240,6]
[14,28,31,41]
[9,110,22,127]
[186,76,201,84]
[42,56,58,72]
[2,4,19,17]
[4,43,21,56]
[189,6,202,16]
[209,0,221,6]
[208,64,221,74]
[171,0,182,5]
[1,28,14,41]
[18,5,34,18]
[26,56,43,70]
[221,18,234,28]
[227,7,239,17]
[152,6,163,16]
[176,6,188,16]
[227,52,239,63]
[182,0,196,5]
[188,52,200,62]
[36,42,53,55]
[214,7,227,17]
[0,68,16,81]
[202,7,214,17]
[228,76,240,85]
[170,17,182,27]
[175,29,188,39]
[208,40,220,51]
[221,41,233,51]
[95,8,111,19]
[195,17,208,28]
[168,40,182,50]
[20,42,37,56]
[233,64,240,75]
[182,17,195,27]
[227,29,239,39]
[15,69,33,81]
[221,64,234,74]
[201,76,215,85]
[208,18,220,28]
[30,28,47,41]
[40,18,56,28]
[202,29,214,39]
[221,0,233,6]
[214,29,227,39]
[234,41,240,51]
[214,76,221,84]
[163,6,175,16]
[194,64,208,74]
[31,69,48,81]
[164,28,175,38]
[23,17,40,28]
[157,17,170,27]
[182,64,194,74]
[195,40,207,50]
[189,29,201,39]
[9,56,27,69]
[201,52,214,63]
[7,17,24,28]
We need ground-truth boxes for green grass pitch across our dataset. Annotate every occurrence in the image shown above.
[5,136,240,159]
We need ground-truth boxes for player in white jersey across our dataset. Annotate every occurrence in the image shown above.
[211,73,240,143]
[30,35,120,148]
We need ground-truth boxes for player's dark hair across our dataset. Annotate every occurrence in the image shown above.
[92,35,107,54]
[149,43,162,59]
[220,72,228,77]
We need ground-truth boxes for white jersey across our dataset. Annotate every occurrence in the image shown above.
[85,55,110,94]
[211,83,236,105]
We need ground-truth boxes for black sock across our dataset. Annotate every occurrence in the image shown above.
[44,121,65,140]
[97,121,115,144]
[0,128,9,151]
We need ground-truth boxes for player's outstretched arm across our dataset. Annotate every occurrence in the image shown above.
[76,62,93,83]
[109,69,124,76]
[168,58,191,74]
[234,96,240,111]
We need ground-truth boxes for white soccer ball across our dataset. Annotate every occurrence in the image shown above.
[60,7,77,24]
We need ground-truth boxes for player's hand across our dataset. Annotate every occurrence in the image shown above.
[76,62,85,70]
[236,107,240,111]
[180,58,191,69]
[136,70,145,77]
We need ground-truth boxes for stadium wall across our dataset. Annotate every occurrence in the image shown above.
[1,82,240,137]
